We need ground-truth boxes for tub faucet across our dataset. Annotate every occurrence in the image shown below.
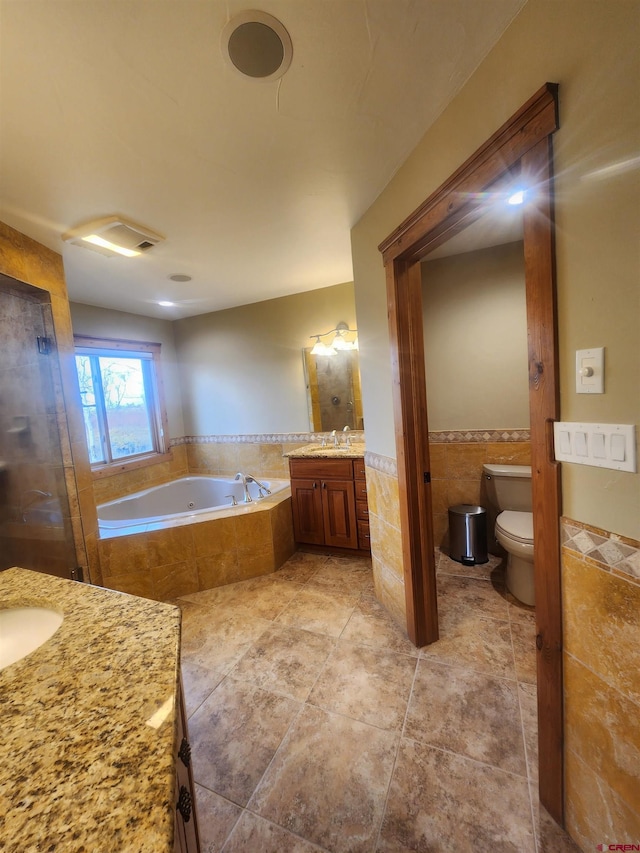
[20,489,52,522]
[246,475,271,497]
[234,472,252,502]
[342,425,351,447]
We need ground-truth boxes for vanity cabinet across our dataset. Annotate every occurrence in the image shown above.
[174,679,200,853]
[289,457,370,552]
[354,459,370,551]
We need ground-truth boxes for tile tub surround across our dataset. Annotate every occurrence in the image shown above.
[0,567,182,852]
[561,519,640,848]
[98,486,295,601]
[177,549,580,853]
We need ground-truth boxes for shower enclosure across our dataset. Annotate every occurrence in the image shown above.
[0,275,78,579]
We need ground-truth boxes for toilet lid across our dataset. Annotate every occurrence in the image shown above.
[496,510,534,542]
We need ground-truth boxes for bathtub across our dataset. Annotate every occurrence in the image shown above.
[98,475,288,530]
[96,475,295,601]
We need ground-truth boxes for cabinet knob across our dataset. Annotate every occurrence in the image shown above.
[177,785,192,823]
[312,481,317,489]
[322,481,327,489]
[178,737,191,768]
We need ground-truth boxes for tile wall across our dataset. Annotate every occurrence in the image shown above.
[561,518,640,847]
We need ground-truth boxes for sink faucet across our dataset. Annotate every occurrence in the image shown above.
[246,475,271,497]
[234,472,252,502]
[19,489,52,522]
[331,429,339,448]
[342,425,351,447]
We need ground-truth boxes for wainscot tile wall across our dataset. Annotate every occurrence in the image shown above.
[429,429,531,550]
[560,518,640,848]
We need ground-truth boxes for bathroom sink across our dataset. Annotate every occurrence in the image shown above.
[0,607,64,670]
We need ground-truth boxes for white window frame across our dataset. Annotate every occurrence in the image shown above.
[73,335,171,478]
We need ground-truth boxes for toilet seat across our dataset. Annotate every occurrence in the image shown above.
[496,510,533,544]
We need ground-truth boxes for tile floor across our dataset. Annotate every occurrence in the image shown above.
[176,549,581,853]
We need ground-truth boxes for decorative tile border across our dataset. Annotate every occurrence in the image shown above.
[561,517,640,585]
[171,432,365,446]
[429,429,530,443]
[364,451,398,478]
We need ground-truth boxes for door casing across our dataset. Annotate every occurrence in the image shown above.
[378,83,563,824]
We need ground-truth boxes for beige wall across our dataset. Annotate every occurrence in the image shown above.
[351,0,639,540]
[173,282,357,435]
[422,241,528,431]
[69,302,186,440]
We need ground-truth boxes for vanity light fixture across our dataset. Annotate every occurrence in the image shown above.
[507,189,526,205]
[158,301,175,307]
[310,321,358,356]
[62,216,165,257]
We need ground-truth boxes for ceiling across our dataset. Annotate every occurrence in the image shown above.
[0,0,526,320]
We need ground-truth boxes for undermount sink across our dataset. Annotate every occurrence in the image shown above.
[0,607,64,670]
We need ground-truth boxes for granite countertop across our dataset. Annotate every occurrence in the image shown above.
[0,568,181,853]
[285,441,366,459]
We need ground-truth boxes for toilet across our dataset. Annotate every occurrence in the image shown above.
[482,463,535,606]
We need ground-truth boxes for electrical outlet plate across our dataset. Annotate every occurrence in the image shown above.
[553,422,636,472]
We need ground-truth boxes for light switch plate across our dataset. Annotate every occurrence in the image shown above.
[553,422,636,472]
[576,347,604,394]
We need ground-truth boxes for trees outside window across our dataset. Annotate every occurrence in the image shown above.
[74,336,169,470]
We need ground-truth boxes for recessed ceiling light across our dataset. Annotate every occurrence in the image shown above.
[168,274,192,282]
[158,301,175,307]
[221,11,292,81]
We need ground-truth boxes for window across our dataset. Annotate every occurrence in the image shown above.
[74,336,169,472]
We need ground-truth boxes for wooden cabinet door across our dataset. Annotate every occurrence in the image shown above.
[321,478,357,549]
[291,478,324,545]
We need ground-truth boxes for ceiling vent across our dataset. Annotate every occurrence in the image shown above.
[221,10,292,81]
[62,216,165,257]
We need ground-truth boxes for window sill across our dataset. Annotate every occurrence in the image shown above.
[90,450,173,480]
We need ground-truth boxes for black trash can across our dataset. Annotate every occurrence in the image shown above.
[448,504,488,565]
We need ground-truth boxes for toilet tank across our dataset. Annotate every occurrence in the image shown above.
[483,464,532,512]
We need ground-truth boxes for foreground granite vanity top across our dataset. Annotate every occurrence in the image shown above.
[0,567,182,852]
[285,441,366,459]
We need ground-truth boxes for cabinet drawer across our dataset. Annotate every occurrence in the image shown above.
[354,460,366,480]
[354,480,368,500]
[357,520,371,550]
[289,458,354,480]
[356,501,369,521]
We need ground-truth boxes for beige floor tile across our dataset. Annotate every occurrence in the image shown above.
[189,677,300,806]
[438,549,504,582]
[250,705,398,853]
[518,681,539,784]
[378,740,536,852]
[405,658,527,777]
[309,640,417,730]
[305,554,374,594]
[275,585,359,637]
[194,786,241,853]
[182,575,302,621]
[422,611,517,679]
[222,812,326,852]
[341,594,421,657]
[437,573,510,622]
[180,610,272,671]
[229,625,335,701]
[181,658,228,718]
[511,618,537,684]
[274,551,325,582]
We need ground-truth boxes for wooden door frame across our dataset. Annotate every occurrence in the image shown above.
[378,83,564,824]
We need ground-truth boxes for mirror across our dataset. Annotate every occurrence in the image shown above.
[303,348,364,431]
